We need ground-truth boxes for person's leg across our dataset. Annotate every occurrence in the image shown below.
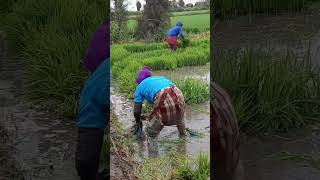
[145,113,163,157]
[75,127,104,180]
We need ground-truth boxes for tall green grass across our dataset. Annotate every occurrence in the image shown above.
[1,0,106,117]
[213,48,320,133]
[212,0,314,18]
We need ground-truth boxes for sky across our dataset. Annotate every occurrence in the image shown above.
[110,0,205,12]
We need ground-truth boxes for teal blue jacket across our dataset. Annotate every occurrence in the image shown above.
[77,58,109,129]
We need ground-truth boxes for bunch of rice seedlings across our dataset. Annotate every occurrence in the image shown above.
[110,45,130,66]
[175,78,209,104]
[212,0,309,18]
[213,48,320,134]
[123,42,167,53]
[176,47,209,67]
[178,38,191,48]
[10,0,106,117]
[143,56,177,71]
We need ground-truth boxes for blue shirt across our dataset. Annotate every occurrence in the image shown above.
[166,26,184,37]
[134,76,174,104]
[77,58,109,129]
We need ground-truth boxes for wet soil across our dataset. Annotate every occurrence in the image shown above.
[0,34,79,179]
[213,3,320,180]
[110,65,210,162]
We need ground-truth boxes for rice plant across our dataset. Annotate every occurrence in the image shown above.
[213,48,320,134]
[1,0,106,117]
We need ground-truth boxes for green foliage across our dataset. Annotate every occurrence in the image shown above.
[1,0,106,118]
[213,48,320,134]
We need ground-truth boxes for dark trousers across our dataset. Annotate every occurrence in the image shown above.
[75,127,104,180]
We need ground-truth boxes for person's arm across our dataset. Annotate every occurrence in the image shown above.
[134,102,142,123]
[133,88,144,123]
[179,27,184,39]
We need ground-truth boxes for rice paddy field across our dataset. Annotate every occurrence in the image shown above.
[111,11,210,177]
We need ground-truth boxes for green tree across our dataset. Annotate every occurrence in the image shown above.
[178,0,185,7]
[135,0,170,40]
[136,1,142,11]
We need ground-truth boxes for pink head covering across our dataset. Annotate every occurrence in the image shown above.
[136,66,152,84]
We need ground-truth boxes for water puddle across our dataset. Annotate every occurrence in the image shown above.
[111,65,210,161]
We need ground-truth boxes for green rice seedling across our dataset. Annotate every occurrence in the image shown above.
[176,47,209,67]
[110,45,131,66]
[123,42,167,53]
[175,78,209,104]
[16,0,105,117]
[178,38,191,48]
[175,152,210,180]
[193,152,210,180]
[143,56,177,71]
[213,48,320,134]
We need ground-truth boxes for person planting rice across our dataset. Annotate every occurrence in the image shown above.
[165,21,184,50]
[75,18,109,180]
[211,82,243,180]
[133,66,187,144]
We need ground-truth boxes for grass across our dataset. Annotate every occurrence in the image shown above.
[111,38,209,104]
[136,151,210,180]
[213,48,320,134]
[0,0,106,117]
[212,0,319,18]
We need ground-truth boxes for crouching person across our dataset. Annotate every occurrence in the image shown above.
[133,66,187,150]
[75,18,110,180]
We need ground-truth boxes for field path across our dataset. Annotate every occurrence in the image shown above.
[0,33,79,180]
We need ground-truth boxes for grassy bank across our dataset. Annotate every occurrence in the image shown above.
[111,37,209,105]
[110,112,136,179]
[0,0,106,118]
[213,48,320,134]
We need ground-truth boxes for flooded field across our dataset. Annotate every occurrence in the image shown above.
[213,3,320,180]
[111,64,210,161]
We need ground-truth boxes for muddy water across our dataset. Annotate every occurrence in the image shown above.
[214,3,320,67]
[213,4,320,180]
[111,65,210,161]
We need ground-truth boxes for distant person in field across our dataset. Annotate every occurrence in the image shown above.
[132,66,187,144]
[165,21,184,50]
[75,18,109,180]
[211,82,243,180]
